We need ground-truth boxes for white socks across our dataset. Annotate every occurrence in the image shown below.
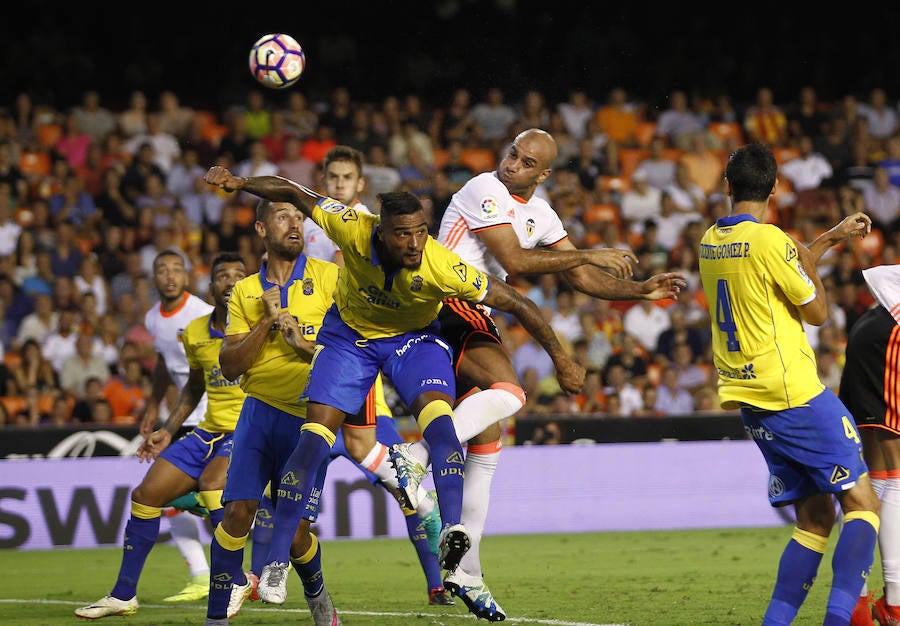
[458,447,501,578]
[881,477,900,603]
[167,510,210,577]
[408,385,525,466]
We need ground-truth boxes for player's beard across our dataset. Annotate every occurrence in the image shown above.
[268,236,303,261]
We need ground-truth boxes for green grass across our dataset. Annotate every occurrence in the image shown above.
[1,526,881,625]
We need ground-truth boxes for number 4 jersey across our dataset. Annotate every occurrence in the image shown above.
[698,214,824,411]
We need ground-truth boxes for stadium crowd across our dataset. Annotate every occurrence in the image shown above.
[0,82,895,429]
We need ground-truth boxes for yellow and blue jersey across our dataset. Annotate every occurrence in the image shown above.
[698,214,824,410]
[311,198,489,339]
[226,255,339,417]
[183,313,246,432]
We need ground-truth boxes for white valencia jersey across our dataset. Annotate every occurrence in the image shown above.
[144,291,214,427]
[438,172,568,278]
[304,201,372,263]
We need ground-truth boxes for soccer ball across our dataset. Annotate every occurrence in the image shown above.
[248,33,305,89]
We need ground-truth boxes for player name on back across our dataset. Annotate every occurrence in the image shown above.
[699,241,751,260]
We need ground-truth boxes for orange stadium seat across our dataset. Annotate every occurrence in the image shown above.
[460,148,496,174]
[37,123,62,149]
[432,148,449,170]
[707,121,745,145]
[19,151,51,177]
[773,146,800,166]
[634,121,657,147]
[618,148,649,181]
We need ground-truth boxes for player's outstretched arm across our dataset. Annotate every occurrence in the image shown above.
[203,167,323,218]
[553,239,686,301]
[477,224,637,279]
[481,277,585,394]
[806,212,871,262]
[137,366,205,462]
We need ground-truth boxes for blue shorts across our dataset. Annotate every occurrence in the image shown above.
[742,389,869,507]
[223,396,305,504]
[303,306,455,415]
[331,414,405,485]
[159,427,233,480]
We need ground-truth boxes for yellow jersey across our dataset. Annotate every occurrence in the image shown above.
[225,255,339,417]
[182,313,246,433]
[311,198,489,339]
[698,214,824,410]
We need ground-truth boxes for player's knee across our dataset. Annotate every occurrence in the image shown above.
[490,381,526,411]
[342,427,376,462]
[223,500,257,535]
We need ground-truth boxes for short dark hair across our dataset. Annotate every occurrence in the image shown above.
[378,191,423,219]
[210,251,245,277]
[152,247,187,271]
[323,145,364,176]
[725,143,777,204]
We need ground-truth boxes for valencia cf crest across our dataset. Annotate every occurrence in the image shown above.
[303,278,314,295]
[526,218,536,238]
[410,275,423,292]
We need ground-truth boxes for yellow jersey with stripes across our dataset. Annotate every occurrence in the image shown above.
[183,312,246,432]
[698,214,824,410]
[226,255,339,417]
[311,197,489,339]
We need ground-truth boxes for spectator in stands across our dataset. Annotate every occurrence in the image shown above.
[241,89,272,141]
[15,293,57,348]
[0,192,22,258]
[577,311,613,371]
[742,86,788,147]
[360,143,400,208]
[653,364,694,415]
[280,91,318,140]
[662,162,706,226]
[103,356,147,423]
[557,89,594,142]
[72,90,117,143]
[71,376,106,422]
[668,341,710,395]
[594,87,640,148]
[633,135,677,190]
[118,90,148,139]
[125,113,181,175]
[857,87,898,145]
[470,87,517,151]
[654,90,705,149]
[48,221,84,279]
[0,140,29,204]
[602,363,643,417]
[862,165,900,234]
[678,131,724,196]
[59,331,109,397]
[55,113,93,170]
[623,299,671,354]
[655,304,707,363]
[48,172,97,228]
[12,337,58,394]
[259,110,291,164]
[276,135,317,189]
[786,85,829,141]
[603,332,650,388]
[121,142,166,204]
[166,146,205,201]
[42,308,82,373]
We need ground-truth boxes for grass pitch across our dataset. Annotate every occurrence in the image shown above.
[0,526,880,625]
